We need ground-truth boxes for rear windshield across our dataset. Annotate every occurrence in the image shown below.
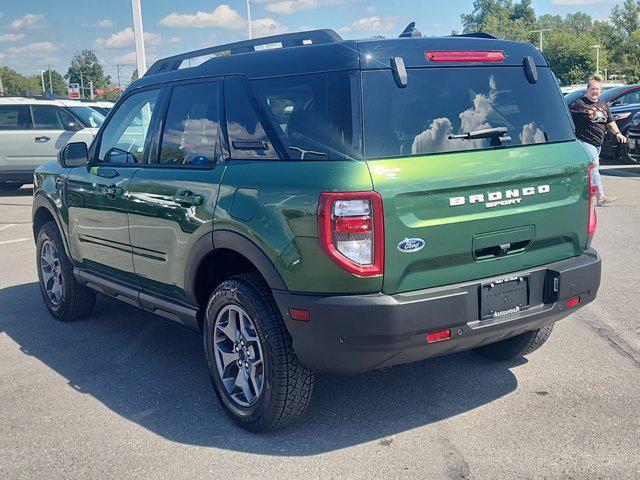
[362,67,574,159]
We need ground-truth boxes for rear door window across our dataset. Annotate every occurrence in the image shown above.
[362,67,575,159]
[31,105,63,130]
[225,76,277,160]
[0,105,30,130]
[157,81,228,167]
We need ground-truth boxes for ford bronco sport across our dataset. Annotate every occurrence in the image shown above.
[32,28,601,432]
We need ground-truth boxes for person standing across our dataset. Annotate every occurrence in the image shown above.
[568,74,626,206]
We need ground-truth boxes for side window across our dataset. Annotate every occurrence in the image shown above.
[31,105,63,130]
[157,82,228,167]
[620,91,640,105]
[98,89,160,164]
[57,109,77,128]
[225,76,277,159]
[0,105,30,130]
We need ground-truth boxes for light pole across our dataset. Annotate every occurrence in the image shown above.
[38,69,46,94]
[48,66,53,94]
[530,28,552,52]
[131,0,147,76]
[590,44,601,75]
[246,0,252,39]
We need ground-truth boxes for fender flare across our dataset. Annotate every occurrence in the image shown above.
[32,194,73,260]
[184,230,288,305]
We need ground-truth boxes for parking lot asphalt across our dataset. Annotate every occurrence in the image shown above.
[1,165,639,480]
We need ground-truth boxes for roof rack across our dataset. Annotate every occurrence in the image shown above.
[145,29,343,77]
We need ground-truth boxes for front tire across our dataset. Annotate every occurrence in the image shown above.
[474,324,554,361]
[203,274,314,432]
[36,221,96,321]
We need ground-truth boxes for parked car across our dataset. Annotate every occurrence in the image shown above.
[565,84,640,163]
[79,100,115,116]
[0,97,102,190]
[561,83,624,96]
[625,111,640,162]
[33,28,601,431]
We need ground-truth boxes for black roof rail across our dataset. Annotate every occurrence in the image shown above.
[450,32,498,39]
[145,29,343,77]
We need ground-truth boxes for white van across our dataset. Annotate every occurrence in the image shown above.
[0,97,103,191]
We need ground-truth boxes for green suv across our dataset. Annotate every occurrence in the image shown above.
[32,29,602,431]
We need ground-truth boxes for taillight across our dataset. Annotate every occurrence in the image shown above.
[318,191,384,276]
[587,164,598,236]
[426,51,505,62]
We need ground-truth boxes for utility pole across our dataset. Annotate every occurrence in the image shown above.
[79,72,85,99]
[48,66,53,94]
[89,81,94,100]
[590,44,601,74]
[246,0,252,39]
[38,69,46,93]
[530,29,552,52]
[131,0,147,76]
[0,74,4,96]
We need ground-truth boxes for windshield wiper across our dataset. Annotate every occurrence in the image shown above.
[449,127,512,145]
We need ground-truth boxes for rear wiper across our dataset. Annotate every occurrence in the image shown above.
[449,127,512,145]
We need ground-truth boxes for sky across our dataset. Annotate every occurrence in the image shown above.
[0,0,622,86]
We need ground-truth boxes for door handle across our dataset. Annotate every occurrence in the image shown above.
[173,191,203,207]
[35,136,51,142]
[101,184,123,200]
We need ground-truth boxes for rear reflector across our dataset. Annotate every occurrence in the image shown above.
[426,51,505,62]
[587,164,598,237]
[289,308,310,322]
[427,329,451,343]
[566,296,581,308]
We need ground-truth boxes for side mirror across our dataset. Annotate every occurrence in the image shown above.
[64,121,83,131]
[59,142,89,168]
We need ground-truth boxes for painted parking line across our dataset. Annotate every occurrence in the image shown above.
[0,224,16,231]
[0,238,31,246]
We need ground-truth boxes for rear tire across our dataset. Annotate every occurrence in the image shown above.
[203,273,314,432]
[36,221,96,321]
[474,324,554,361]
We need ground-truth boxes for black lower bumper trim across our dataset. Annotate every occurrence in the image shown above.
[273,249,601,374]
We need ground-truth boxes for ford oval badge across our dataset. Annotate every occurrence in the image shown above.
[397,238,425,253]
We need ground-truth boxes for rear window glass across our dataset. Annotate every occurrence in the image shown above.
[251,71,362,160]
[363,67,574,159]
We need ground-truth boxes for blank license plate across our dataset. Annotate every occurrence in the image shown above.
[480,276,529,320]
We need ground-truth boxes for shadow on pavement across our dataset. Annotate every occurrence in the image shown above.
[0,185,33,197]
[601,166,640,178]
[0,282,521,455]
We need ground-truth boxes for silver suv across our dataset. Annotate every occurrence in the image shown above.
[0,97,104,191]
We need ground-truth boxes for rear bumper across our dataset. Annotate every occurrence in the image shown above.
[273,249,601,374]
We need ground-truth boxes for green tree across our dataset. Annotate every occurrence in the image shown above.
[543,30,606,85]
[0,66,40,95]
[537,14,564,31]
[610,0,640,36]
[564,12,593,35]
[66,50,111,97]
[461,0,537,42]
[36,69,68,96]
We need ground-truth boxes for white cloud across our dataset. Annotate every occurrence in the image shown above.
[252,18,289,37]
[266,0,318,15]
[96,19,114,28]
[114,51,158,65]
[7,41,58,56]
[0,53,5,60]
[95,27,162,49]
[168,36,182,44]
[339,16,395,33]
[366,6,376,13]
[0,33,26,42]
[158,5,245,29]
[10,13,46,30]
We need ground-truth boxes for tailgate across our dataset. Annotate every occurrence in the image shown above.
[368,141,591,294]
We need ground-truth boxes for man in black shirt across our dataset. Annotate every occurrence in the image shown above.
[569,75,626,205]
